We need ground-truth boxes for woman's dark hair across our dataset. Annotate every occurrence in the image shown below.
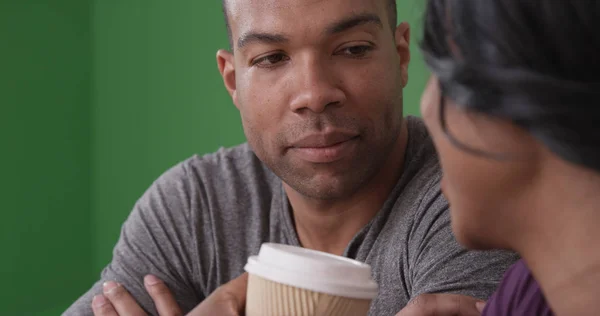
[420,0,600,171]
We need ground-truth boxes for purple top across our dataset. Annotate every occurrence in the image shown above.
[483,259,554,316]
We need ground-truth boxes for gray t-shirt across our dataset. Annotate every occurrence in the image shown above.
[64,116,518,316]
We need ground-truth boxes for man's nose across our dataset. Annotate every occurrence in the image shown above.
[288,59,346,113]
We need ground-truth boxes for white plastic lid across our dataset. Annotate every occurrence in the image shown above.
[244,243,378,299]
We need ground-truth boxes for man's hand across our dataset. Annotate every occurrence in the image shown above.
[91,273,248,316]
[396,294,486,316]
[186,273,248,316]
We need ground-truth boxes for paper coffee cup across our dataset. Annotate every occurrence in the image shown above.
[244,243,378,316]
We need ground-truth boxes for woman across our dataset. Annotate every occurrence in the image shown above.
[419,0,600,315]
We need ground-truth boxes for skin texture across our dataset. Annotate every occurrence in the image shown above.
[217,0,410,255]
[420,77,541,250]
[421,76,600,315]
[219,0,405,199]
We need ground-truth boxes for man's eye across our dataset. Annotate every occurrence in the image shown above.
[339,45,373,58]
[253,53,289,67]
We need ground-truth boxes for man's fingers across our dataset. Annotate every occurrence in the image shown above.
[476,301,486,313]
[396,294,435,316]
[103,281,147,316]
[188,272,249,316]
[223,272,249,310]
[92,294,118,316]
[144,275,183,316]
[397,294,484,316]
[433,294,482,316]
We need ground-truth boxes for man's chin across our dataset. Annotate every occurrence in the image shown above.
[291,185,346,201]
[273,157,371,200]
[284,176,361,201]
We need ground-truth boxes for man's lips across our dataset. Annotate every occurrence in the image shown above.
[290,131,359,148]
[288,131,360,163]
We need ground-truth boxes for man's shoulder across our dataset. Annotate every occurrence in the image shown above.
[401,116,443,205]
[188,142,263,172]
[372,116,446,250]
[136,142,280,249]
[160,143,277,187]
[141,143,281,217]
[405,115,440,173]
[386,116,449,251]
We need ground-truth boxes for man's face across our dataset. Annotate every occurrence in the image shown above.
[218,0,410,200]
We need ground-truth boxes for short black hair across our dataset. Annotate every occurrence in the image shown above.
[222,0,398,49]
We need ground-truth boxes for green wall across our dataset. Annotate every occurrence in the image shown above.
[2,1,428,314]
[0,1,93,315]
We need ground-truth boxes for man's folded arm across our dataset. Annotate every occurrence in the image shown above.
[63,163,207,316]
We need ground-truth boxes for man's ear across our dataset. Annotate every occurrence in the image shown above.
[216,49,239,109]
[394,22,411,87]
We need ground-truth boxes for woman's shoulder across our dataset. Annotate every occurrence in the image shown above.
[483,259,554,316]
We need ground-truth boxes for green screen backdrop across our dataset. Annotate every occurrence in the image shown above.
[1,1,92,315]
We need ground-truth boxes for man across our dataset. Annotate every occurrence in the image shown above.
[65,0,517,315]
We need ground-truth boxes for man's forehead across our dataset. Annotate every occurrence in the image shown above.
[227,0,387,35]
[228,0,377,10]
